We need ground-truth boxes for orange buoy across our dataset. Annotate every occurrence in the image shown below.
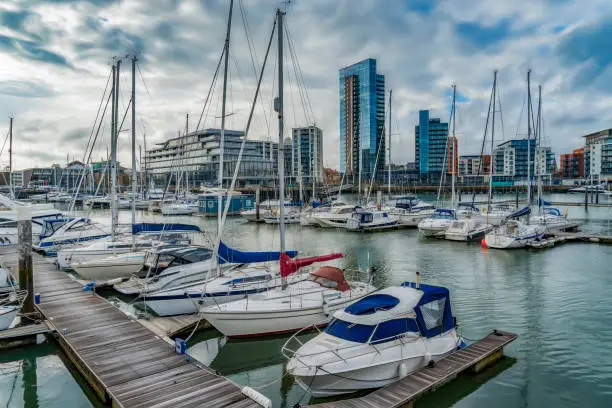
[481,238,487,249]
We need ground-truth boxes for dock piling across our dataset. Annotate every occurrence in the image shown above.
[17,206,34,316]
[255,187,260,221]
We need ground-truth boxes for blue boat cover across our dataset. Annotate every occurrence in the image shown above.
[217,241,297,264]
[345,294,400,315]
[434,209,456,218]
[544,207,561,216]
[506,206,531,220]
[131,223,201,234]
[401,281,455,338]
[537,197,552,206]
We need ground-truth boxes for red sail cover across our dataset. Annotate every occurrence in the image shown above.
[279,252,343,277]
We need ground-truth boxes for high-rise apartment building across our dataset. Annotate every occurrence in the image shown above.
[560,148,585,179]
[415,110,449,179]
[339,58,385,182]
[292,126,323,184]
[583,128,612,180]
[493,139,554,180]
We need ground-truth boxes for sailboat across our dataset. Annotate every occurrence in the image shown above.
[200,6,375,338]
[484,70,545,249]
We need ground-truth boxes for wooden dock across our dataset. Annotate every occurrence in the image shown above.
[529,230,612,249]
[0,321,51,350]
[310,330,517,408]
[0,248,262,408]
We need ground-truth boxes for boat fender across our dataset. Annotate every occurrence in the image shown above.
[323,303,330,316]
[398,362,409,379]
[241,386,272,408]
[424,352,432,366]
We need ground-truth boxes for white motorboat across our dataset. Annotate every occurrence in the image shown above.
[161,201,199,216]
[444,218,492,242]
[200,261,376,338]
[0,268,16,295]
[478,204,515,226]
[568,183,606,193]
[241,200,294,223]
[310,205,356,228]
[484,219,545,249]
[113,245,222,295]
[55,222,200,270]
[35,217,111,256]
[417,209,456,238]
[284,281,462,397]
[388,197,437,227]
[0,194,66,244]
[345,209,400,231]
[263,210,301,224]
[72,252,145,282]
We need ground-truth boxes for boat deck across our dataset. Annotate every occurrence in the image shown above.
[310,330,517,408]
[0,247,261,408]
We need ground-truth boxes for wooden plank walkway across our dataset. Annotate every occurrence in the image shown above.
[310,330,517,408]
[0,247,261,408]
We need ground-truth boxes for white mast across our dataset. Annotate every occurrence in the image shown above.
[216,0,233,272]
[526,69,532,207]
[388,89,392,196]
[8,117,13,199]
[110,60,120,240]
[131,55,137,249]
[488,71,497,212]
[536,84,543,214]
[451,84,456,207]
[276,7,287,288]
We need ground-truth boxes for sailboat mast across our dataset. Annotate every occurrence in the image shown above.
[131,56,137,249]
[451,85,456,207]
[488,71,497,212]
[8,117,13,199]
[526,69,532,207]
[110,61,120,239]
[218,0,234,254]
[536,84,542,213]
[277,8,286,259]
[388,89,392,196]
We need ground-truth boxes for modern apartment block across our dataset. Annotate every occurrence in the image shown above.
[415,110,449,180]
[339,58,385,182]
[292,126,323,184]
[559,148,585,179]
[458,155,491,177]
[583,128,612,181]
[493,139,555,181]
[145,128,291,187]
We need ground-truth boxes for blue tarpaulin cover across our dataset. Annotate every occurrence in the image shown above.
[506,206,531,220]
[217,241,297,264]
[131,223,201,234]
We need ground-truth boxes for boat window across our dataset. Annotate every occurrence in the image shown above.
[360,213,373,223]
[324,319,374,343]
[419,298,446,331]
[309,274,338,288]
[224,275,271,285]
[451,222,464,229]
[156,254,175,269]
[370,318,420,344]
[180,248,213,263]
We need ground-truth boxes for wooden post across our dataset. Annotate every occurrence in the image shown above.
[515,189,519,208]
[17,206,34,316]
[584,187,588,210]
[255,187,260,221]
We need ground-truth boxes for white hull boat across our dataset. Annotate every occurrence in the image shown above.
[161,202,199,215]
[345,210,400,231]
[444,218,491,242]
[484,219,545,249]
[71,253,145,281]
[35,217,111,255]
[418,209,457,238]
[200,265,376,338]
[284,282,461,397]
[0,306,19,331]
[310,205,355,228]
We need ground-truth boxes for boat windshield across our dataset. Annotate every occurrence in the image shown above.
[325,317,419,344]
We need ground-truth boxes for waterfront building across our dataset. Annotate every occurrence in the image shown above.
[458,154,491,185]
[560,148,585,179]
[583,128,612,181]
[339,58,385,182]
[493,139,555,182]
[415,110,449,181]
[145,128,291,188]
[292,126,323,184]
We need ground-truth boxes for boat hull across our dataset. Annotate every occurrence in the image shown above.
[72,257,144,281]
[142,293,250,316]
[0,306,18,330]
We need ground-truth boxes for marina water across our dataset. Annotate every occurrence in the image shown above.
[1,194,611,407]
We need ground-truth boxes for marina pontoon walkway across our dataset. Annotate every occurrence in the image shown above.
[0,247,261,408]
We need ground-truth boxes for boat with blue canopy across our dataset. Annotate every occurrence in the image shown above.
[284,280,462,397]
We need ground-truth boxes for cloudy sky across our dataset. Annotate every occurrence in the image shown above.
[0,0,610,172]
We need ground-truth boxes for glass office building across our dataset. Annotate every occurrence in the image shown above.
[339,58,385,182]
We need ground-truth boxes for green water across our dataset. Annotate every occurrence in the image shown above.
[1,194,611,407]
